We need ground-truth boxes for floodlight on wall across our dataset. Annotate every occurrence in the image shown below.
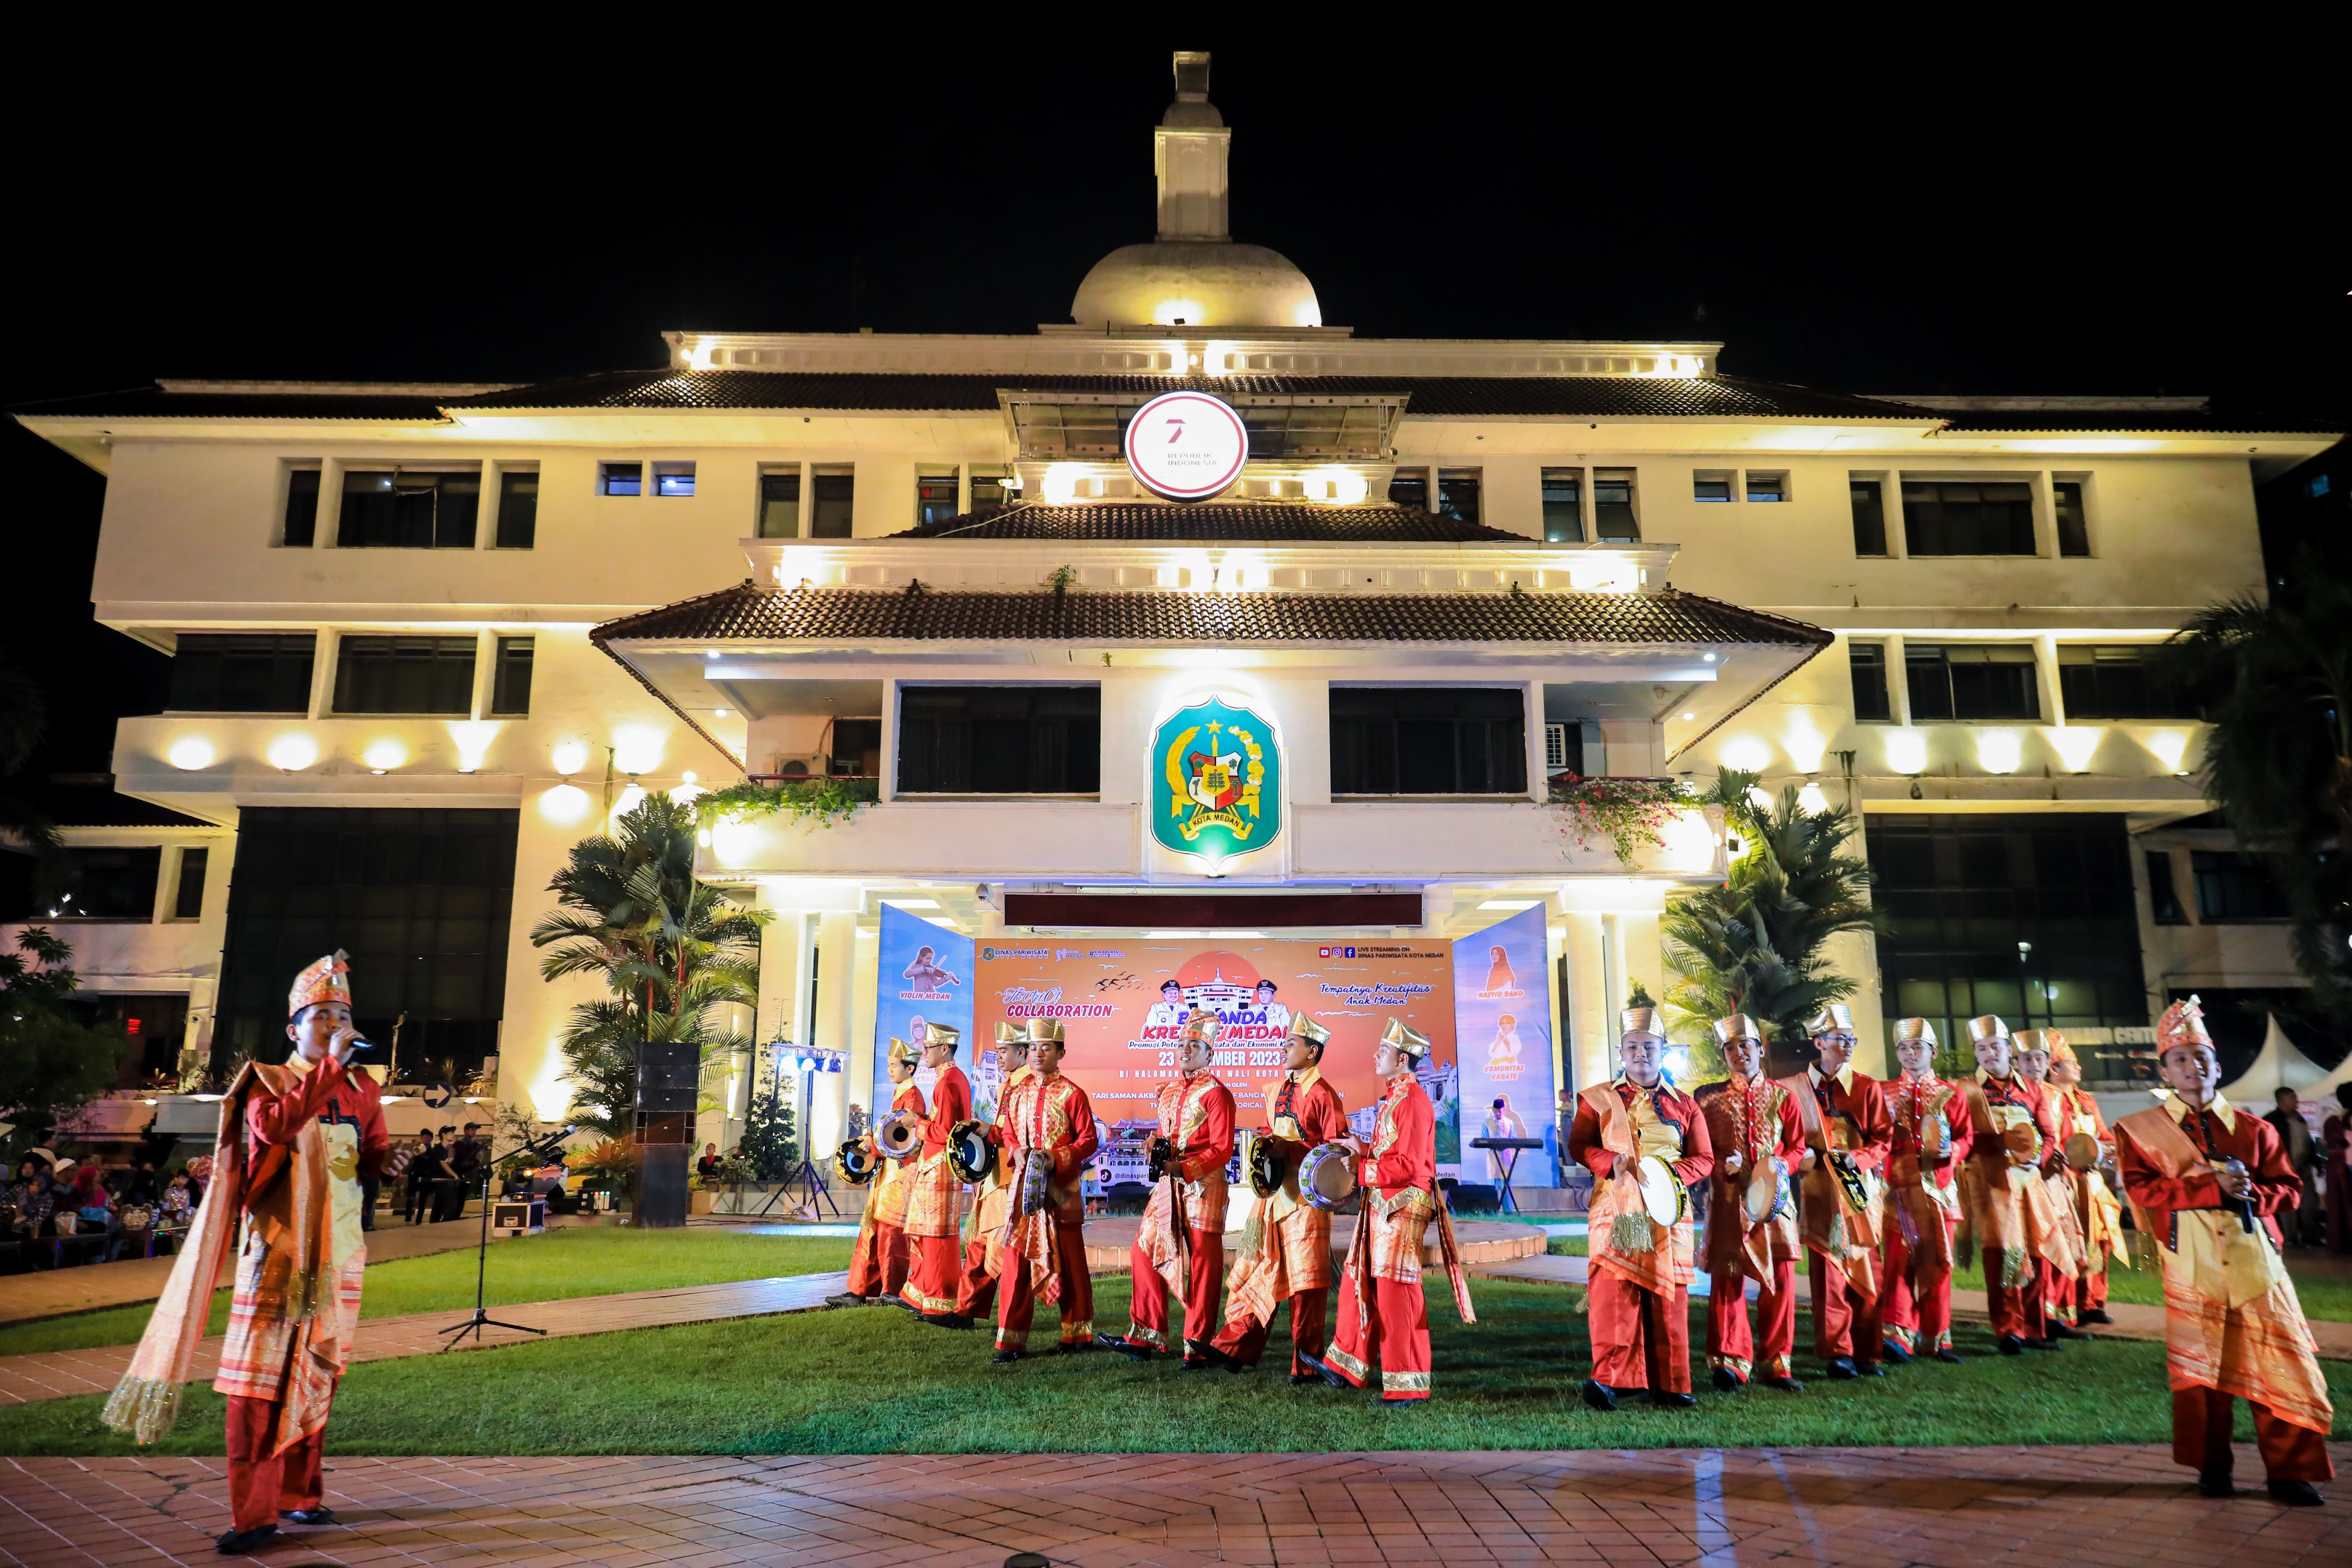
[266,735,319,772]
[539,783,591,825]
[1718,735,1772,774]
[2143,729,2193,776]
[611,727,664,776]
[550,740,590,776]
[361,740,407,775]
[2049,727,2101,775]
[1975,731,2023,775]
[1883,729,1929,777]
[448,721,500,775]
[167,737,215,770]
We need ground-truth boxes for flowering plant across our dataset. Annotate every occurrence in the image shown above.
[696,776,878,831]
[1547,774,1698,868]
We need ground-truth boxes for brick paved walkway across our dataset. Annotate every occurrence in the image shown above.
[1,1442,2344,1566]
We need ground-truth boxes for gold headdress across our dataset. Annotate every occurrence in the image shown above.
[1892,1016,1938,1046]
[2156,996,2212,1053]
[1379,1017,1432,1060]
[1966,1015,2011,1044]
[1023,1017,1065,1044]
[1619,1007,1663,1039]
[995,1021,1024,1046]
[923,1022,961,1054]
[1805,1004,1855,1036]
[1711,1013,1761,1047]
[1287,1012,1332,1049]
[288,950,353,1019]
[1179,1009,1221,1047]
[887,1036,921,1068]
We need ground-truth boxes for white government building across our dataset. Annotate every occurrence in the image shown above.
[10,52,2334,1156]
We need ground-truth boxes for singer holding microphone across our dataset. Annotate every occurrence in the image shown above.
[2114,996,2332,1508]
[103,951,388,1554]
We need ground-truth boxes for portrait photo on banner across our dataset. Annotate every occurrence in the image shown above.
[872,903,977,1112]
[1449,903,1559,1187]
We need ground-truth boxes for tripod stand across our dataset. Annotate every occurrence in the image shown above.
[439,1124,572,1351]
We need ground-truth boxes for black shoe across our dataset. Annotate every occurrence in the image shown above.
[279,1506,335,1526]
[1296,1350,1348,1388]
[921,1312,975,1329]
[1580,1378,1617,1412]
[1998,1334,2025,1356]
[1055,1339,1096,1354]
[2079,1308,2114,1325]
[889,1295,919,1311]
[1881,1341,1913,1364]
[825,1292,867,1309]
[1648,1391,1699,1408]
[1096,1332,1155,1361]
[1181,1355,1216,1371]
[2047,1321,2092,1340]
[1289,1372,1319,1385]
[2267,1479,2324,1507]
[2198,1468,2236,1497]
[1711,1367,1744,1392]
[1187,1338,1246,1372]
[992,1348,1023,1364]
[1825,1357,1858,1379]
[1855,1360,1887,1377]
[2020,1335,2062,1351]
[215,1524,279,1555]
[1935,1348,1967,1365]
[1764,1375,1805,1393]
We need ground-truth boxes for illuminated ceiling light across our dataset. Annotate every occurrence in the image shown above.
[1702,652,1718,663]
[923,916,961,931]
[1796,781,1831,814]
[1680,711,1696,722]
[361,740,407,774]
[167,737,216,770]
[705,649,722,660]
[2048,727,2101,775]
[550,740,590,777]
[538,783,591,825]
[611,727,665,776]
[1719,735,1772,774]
[713,708,732,719]
[448,720,500,775]
[1975,730,2023,775]
[1883,728,1929,776]
[2143,729,2193,775]
[1476,899,1542,911]
[265,734,318,772]
[1040,463,1084,505]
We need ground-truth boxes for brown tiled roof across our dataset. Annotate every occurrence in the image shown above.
[892,502,1526,543]
[1929,407,2342,434]
[8,385,453,420]
[592,580,1830,648]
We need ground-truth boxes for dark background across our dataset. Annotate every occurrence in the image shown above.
[4,23,2344,779]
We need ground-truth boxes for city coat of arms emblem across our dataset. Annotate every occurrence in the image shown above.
[1149,693,1282,864]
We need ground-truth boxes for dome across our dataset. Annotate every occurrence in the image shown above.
[1070,241,1322,332]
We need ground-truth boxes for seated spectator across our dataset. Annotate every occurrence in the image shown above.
[7,1156,57,1247]
[64,1165,119,1260]
[122,1161,161,1207]
[159,1169,197,1229]
[697,1143,723,1180]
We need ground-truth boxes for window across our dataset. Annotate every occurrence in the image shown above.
[1436,468,1481,525]
[2057,646,2197,720]
[1905,644,2040,721]
[337,469,479,548]
[1849,642,1892,721]
[2192,851,2290,921]
[332,636,477,715]
[1745,471,1787,503]
[283,468,321,547]
[759,469,802,538]
[828,718,882,777]
[1540,468,1584,542]
[172,847,209,921]
[167,633,316,713]
[489,636,535,716]
[1849,476,1889,556]
[1901,479,2036,556]
[2146,852,2185,924]
[2053,479,2089,556]
[969,466,1012,519]
[495,470,537,548]
[1388,468,1429,509]
[896,685,1101,794]
[915,468,960,529]
[47,847,162,921]
[599,461,644,497]
[1593,468,1639,541]
[654,461,695,498]
[1692,471,1733,503]
[1329,687,1527,796]
[810,468,855,538]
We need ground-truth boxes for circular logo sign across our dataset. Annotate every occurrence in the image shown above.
[1123,390,1248,501]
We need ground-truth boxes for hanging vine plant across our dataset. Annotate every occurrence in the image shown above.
[1546,773,1700,868]
[695,776,879,831]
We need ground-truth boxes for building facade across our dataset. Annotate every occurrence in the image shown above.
[12,54,2335,1153]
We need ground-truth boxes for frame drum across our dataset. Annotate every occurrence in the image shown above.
[1919,1112,1945,1160]
[1298,1143,1359,1210]
[1247,1137,1284,1199]
[2063,1131,2101,1169]
[1742,1161,1780,1225]
[1636,1155,1681,1226]
[836,1139,879,1186]
[873,1114,921,1161]
[2001,1119,2042,1166]
[948,1119,995,1184]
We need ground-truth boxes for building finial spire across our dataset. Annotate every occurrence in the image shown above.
[1156,50,1229,241]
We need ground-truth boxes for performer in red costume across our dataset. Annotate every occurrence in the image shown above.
[104,951,388,1557]
[1775,1004,1892,1377]
[951,1023,1033,1324]
[1103,1010,1237,1364]
[1573,1006,1714,1409]
[1956,1014,2078,1353]
[1695,1013,1806,1393]
[993,1022,1100,1361]
[903,1023,972,1321]
[836,1038,924,1306]
[1880,1017,1974,1364]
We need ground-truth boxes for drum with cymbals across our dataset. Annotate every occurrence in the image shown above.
[1636,1154,1681,1226]
[1146,1135,1175,1184]
[1017,1150,1052,1215]
[1298,1142,1359,1210]
[873,1113,921,1161]
[948,1119,995,1184]
[1248,1136,1284,1199]
[1919,1112,1945,1160]
[2001,1119,2042,1166]
[836,1139,879,1186]
[2063,1131,2101,1169]
[1743,1160,1782,1225]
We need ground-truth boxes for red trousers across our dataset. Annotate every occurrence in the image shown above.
[1589,1269,1692,1394]
[1705,1257,1796,1380]
[1807,1252,1883,1363]
[845,1218,908,1299]
[2077,1258,2109,1312]
[1212,1286,1329,1375]
[1880,1224,1955,1353]
[1981,1247,2048,1340]
[1129,1227,1222,1351]
[2044,1259,2078,1327]
[996,1220,1092,1353]
[1329,1275,1431,1400]
[225,1393,327,1532]
[2173,1385,2335,1481]
[953,1235,999,1319]
[900,1233,963,1315]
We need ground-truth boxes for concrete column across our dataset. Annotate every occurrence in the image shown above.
[1621,909,1665,1012]
[1562,912,1609,1089]
[316,458,343,546]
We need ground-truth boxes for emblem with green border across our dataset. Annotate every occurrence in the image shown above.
[1149,692,1281,865]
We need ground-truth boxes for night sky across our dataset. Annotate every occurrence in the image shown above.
[4,28,2342,780]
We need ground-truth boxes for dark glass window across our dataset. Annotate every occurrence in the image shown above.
[2053,480,2090,556]
[1540,468,1584,542]
[2057,646,2198,720]
[338,470,479,548]
[1330,687,1527,796]
[495,471,537,548]
[283,468,321,547]
[1850,477,1889,556]
[168,633,316,713]
[1905,644,2040,721]
[1593,469,1640,541]
[210,807,518,1077]
[1388,469,1430,509]
[1868,814,2149,1079]
[654,463,695,497]
[969,468,1011,519]
[2146,851,2185,924]
[759,471,801,538]
[599,462,643,497]
[828,718,882,777]
[1849,642,1892,721]
[1746,471,1786,503]
[1901,480,2036,555]
[332,636,477,715]
[1693,473,1732,503]
[810,471,855,537]
[896,686,1101,793]
[915,471,960,529]
[2192,850,2291,921]
[172,847,209,920]
[489,636,534,716]
[47,846,161,921]
[1436,469,1481,525]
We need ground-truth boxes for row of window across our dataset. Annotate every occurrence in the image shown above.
[286,469,539,550]
[1848,641,2196,723]
[2147,849,2289,924]
[168,633,534,717]
[0,844,209,924]
[1850,478,2089,558]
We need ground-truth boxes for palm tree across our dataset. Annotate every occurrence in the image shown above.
[530,793,769,1145]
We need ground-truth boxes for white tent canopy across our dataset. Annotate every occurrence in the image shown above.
[2217,1013,2332,1103]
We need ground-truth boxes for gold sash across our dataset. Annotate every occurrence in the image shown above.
[1580,1083,1692,1295]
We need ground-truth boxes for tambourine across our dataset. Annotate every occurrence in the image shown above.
[948,1119,995,1184]
[1919,1113,1946,1160]
[1742,1160,1782,1225]
[1298,1143,1358,1210]
[1017,1151,1052,1215]
[873,1113,921,1161]
[2062,1131,2101,1169]
[1247,1137,1284,1199]
[1146,1135,1176,1184]
[836,1139,879,1186]
[2001,1119,2042,1167]
[1635,1155,1681,1226]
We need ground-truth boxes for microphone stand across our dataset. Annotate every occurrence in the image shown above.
[439,1124,572,1351]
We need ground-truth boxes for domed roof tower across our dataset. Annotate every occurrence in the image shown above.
[1069,52,1323,332]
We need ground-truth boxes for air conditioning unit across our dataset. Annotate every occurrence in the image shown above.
[769,753,830,779]
[1544,724,1571,770]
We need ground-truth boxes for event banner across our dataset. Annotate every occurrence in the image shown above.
[975,937,1458,1161]
[1450,904,1559,1187]
[871,903,977,1117]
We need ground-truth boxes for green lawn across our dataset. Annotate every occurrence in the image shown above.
[6,1276,2346,1457]
[1945,1251,2352,1323]
[0,1230,855,1358]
